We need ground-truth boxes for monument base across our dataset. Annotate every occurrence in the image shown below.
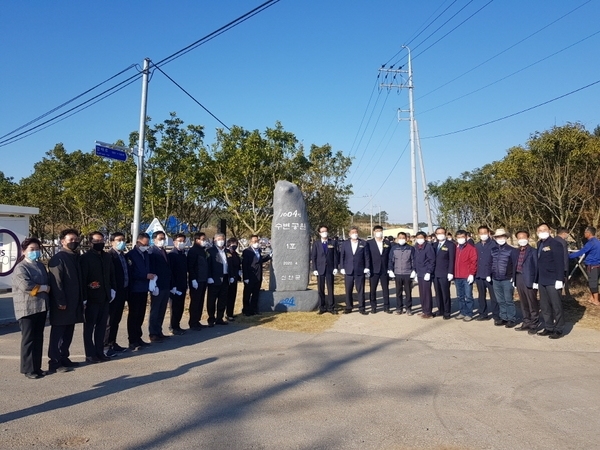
[258,289,319,312]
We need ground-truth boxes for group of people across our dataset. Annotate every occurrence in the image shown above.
[311,224,600,341]
[12,229,271,379]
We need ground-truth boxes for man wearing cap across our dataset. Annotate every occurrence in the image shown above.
[432,227,455,320]
[569,226,600,306]
[490,229,517,328]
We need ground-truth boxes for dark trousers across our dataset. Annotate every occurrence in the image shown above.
[104,289,127,347]
[394,275,412,310]
[434,276,452,317]
[226,281,238,317]
[149,288,169,336]
[417,277,433,315]
[19,311,46,374]
[369,272,390,311]
[48,323,75,369]
[588,266,600,294]
[243,281,261,314]
[344,274,365,311]
[188,282,207,327]
[515,273,539,328]
[83,302,109,358]
[127,291,148,344]
[207,280,229,323]
[169,290,186,330]
[317,273,335,312]
[539,283,565,333]
[475,277,499,318]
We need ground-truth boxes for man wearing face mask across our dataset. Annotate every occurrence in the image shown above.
[311,225,339,315]
[413,231,436,318]
[474,226,498,321]
[242,235,272,316]
[47,228,84,373]
[535,223,566,339]
[80,232,116,363]
[388,232,416,315]
[147,231,172,342]
[433,227,456,320]
[226,238,242,321]
[206,233,232,326]
[453,230,478,321]
[126,232,156,351]
[490,229,518,327]
[168,233,188,335]
[187,232,210,329]
[340,227,371,314]
[105,232,129,356]
[367,225,391,314]
[512,230,539,334]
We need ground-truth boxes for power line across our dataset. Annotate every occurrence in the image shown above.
[152,63,230,130]
[421,78,600,140]
[347,78,380,157]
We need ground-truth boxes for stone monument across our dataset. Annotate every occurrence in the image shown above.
[258,180,319,312]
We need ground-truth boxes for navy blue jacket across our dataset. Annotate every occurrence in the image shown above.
[433,240,456,277]
[311,239,339,276]
[148,246,171,290]
[491,244,516,281]
[340,239,371,276]
[367,239,391,275]
[512,245,537,288]
[475,240,496,278]
[414,242,435,277]
[536,237,565,286]
[127,247,150,293]
[187,244,209,285]
[242,247,271,284]
[207,246,231,285]
[168,248,188,292]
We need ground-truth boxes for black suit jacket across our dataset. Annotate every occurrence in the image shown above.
[108,248,128,292]
[512,245,537,288]
[433,240,456,277]
[311,239,339,276]
[207,246,231,285]
[536,237,565,286]
[242,247,271,284]
[148,246,171,290]
[168,248,188,291]
[367,239,391,275]
[340,239,371,276]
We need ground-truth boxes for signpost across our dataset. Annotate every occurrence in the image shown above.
[94,141,129,161]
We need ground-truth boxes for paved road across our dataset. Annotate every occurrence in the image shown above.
[1,303,599,449]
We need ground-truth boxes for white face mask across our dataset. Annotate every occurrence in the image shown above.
[496,238,506,246]
[397,239,406,245]
[436,234,446,241]
[374,232,383,238]
[350,233,358,240]
[215,240,225,248]
[416,238,425,245]
[479,234,489,241]
[518,239,528,247]
[457,238,466,245]
[320,232,328,238]
[252,242,260,249]
[176,242,186,250]
[538,231,550,240]
[138,245,149,252]
[201,241,209,247]
[154,240,165,248]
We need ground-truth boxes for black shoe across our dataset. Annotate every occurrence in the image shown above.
[215,320,228,325]
[383,309,392,314]
[98,354,111,362]
[476,314,491,321]
[129,343,142,351]
[514,324,529,331]
[227,316,236,321]
[394,309,403,315]
[171,328,186,336]
[370,309,377,314]
[443,315,451,320]
[86,356,101,364]
[549,331,564,339]
[158,334,171,339]
[528,328,539,335]
[494,320,507,326]
[537,329,554,336]
[138,340,150,347]
[505,321,517,328]
[35,369,46,377]
[55,365,73,373]
[243,312,253,317]
[105,348,118,357]
[111,343,127,352]
[317,310,325,315]
[208,322,215,328]
[254,311,262,315]
[149,335,164,343]
[343,309,352,314]
[25,372,43,379]
[406,309,413,316]
[330,310,338,315]
[189,326,203,331]
[359,310,368,315]
[61,358,80,368]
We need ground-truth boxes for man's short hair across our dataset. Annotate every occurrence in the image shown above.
[110,232,125,242]
[250,234,259,240]
[227,237,238,245]
[214,233,225,240]
[537,222,550,229]
[59,228,79,240]
[516,230,529,238]
[318,225,328,232]
[435,227,446,234]
[556,227,569,236]
[455,230,467,237]
[397,232,407,238]
[478,226,490,233]
[174,233,186,240]
[193,232,206,240]
[416,231,427,238]
[88,231,104,242]
[586,226,597,236]
[373,225,383,232]
[349,227,358,233]
[137,232,150,242]
[152,231,165,239]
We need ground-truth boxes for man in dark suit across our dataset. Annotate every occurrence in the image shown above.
[512,230,539,334]
[311,225,339,315]
[147,231,172,343]
[432,227,456,320]
[340,226,371,314]
[126,232,156,351]
[242,235,272,316]
[367,225,391,313]
[168,233,188,335]
[206,233,233,326]
[226,237,242,321]
[186,232,210,329]
[474,226,498,321]
[413,231,435,318]
[105,232,129,357]
[535,223,566,339]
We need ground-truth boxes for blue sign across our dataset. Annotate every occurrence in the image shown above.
[278,297,296,307]
[95,144,128,161]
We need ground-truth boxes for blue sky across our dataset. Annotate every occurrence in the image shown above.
[1,0,599,225]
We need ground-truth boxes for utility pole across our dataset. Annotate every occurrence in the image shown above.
[132,58,150,240]
[369,193,373,234]
[415,120,434,233]
[380,46,420,235]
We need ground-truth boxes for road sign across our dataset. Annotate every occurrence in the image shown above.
[94,141,129,161]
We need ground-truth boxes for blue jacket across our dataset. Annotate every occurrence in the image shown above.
[512,245,537,288]
[127,247,150,293]
[148,246,171,290]
[570,236,600,266]
[536,237,565,286]
[367,239,391,275]
[340,239,371,276]
[433,240,456,277]
[311,239,339,276]
[414,242,435,277]
[491,244,516,281]
[475,240,496,278]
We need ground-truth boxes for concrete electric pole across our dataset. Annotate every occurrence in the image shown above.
[132,58,150,240]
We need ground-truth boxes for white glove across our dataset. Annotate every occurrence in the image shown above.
[170,287,178,295]
[467,275,474,284]
[313,270,319,276]
[83,300,88,306]
[229,278,235,283]
[410,271,417,279]
[424,273,431,281]
[152,287,159,296]
[533,283,539,290]
[447,274,454,281]
[333,269,338,276]
[207,278,214,284]
[388,270,395,278]
[192,280,198,289]
[513,282,516,288]
[340,269,346,275]
[486,276,491,282]
[244,279,249,284]
[149,276,157,292]
[555,280,564,290]
[238,270,243,277]
[364,268,370,275]
[39,284,49,293]
[110,289,116,302]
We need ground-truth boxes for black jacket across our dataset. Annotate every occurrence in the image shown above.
[80,249,116,304]
[367,239,391,275]
[168,248,188,291]
[310,239,339,276]
[187,244,209,285]
[207,246,231,285]
[48,248,84,326]
[242,247,271,284]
